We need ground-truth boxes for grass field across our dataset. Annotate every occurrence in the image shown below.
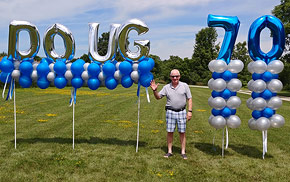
[0,85,290,181]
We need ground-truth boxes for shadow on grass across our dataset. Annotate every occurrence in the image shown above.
[193,142,229,156]
[14,137,147,147]
[229,144,273,159]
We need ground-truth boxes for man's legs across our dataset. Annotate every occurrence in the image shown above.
[167,132,174,154]
[179,132,186,154]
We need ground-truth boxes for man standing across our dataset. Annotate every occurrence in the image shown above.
[150,69,192,160]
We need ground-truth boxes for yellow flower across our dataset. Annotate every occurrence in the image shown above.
[151,130,159,134]
[38,119,48,122]
[194,130,204,134]
[197,109,206,112]
[157,173,162,177]
[46,114,57,117]
[156,120,164,124]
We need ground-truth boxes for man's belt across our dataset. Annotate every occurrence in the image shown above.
[165,106,186,112]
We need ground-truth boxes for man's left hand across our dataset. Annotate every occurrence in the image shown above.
[187,112,192,121]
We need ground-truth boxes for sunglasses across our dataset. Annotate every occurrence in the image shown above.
[170,75,180,78]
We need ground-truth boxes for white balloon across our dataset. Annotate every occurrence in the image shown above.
[256,117,270,131]
[115,62,121,70]
[208,60,217,72]
[65,70,73,80]
[227,115,241,129]
[247,79,254,91]
[81,71,89,80]
[252,79,266,93]
[210,97,226,110]
[267,79,283,93]
[252,60,267,74]
[14,60,20,70]
[267,96,282,110]
[247,61,254,74]
[31,70,38,81]
[208,96,214,107]
[208,115,214,123]
[252,98,267,111]
[83,63,90,71]
[11,70,20,80]
[32,62,39,70]
[130,70,139,82]
[208,78,214,90]
[270,114,285,128]
[66,62,72,70]
[246,98,254,110]
[209,116,226,129]
[132,63,138,71]
[227,78,242,92]
[114,70,122,80]
[227,96,241,109]
[212,60,227,73]
[47,72,55,82]
[212,78,227,92]
[227,59,244,73]
[248,118,257,130]
[49,63,54,72]
[98,72,105,81]
[267,60,284,74]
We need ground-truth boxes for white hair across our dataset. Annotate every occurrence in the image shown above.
[170,69,180,76]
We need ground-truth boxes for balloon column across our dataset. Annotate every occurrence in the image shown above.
[0,19,154,149]
[247,15,285,159]
[207,15,243,156]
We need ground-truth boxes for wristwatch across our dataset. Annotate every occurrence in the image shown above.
[188,110,192,112]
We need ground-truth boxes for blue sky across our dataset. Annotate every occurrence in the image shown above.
[0,0,280,60]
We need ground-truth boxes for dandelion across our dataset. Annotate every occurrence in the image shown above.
[0,116,6,119]
[46,114,57,117]
[156,120,164,124]
[167,170,174,176]
[38,119,48,122]
[194,130,204,134]
[197,109,206,112]
[157,173,162,177]
[151,130,159,134]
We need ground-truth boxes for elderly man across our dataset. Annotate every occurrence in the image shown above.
[150,69,192,160]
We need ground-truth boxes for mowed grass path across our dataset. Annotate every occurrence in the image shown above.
[0,85,290,181]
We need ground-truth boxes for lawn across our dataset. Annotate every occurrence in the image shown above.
[0,85,290,181]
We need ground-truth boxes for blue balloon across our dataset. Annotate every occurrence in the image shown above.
[105,77,118,90]
[272,74,279,79]
[88,78,100,90]
[261,71,273,82]
[121,75,133,88]
[252,73,262,80]
[231,91,237,96]
[37,77,50,89]
[248,15,285,63]
[71,77,83,88]
[75,59,85,65]
[208,14,240,64]
[138,60,151,74]
[139,72,153,87]
[222,70,233,81]
[0,72,11,83]
[19,75,32,88]
[251,92,260,99]
[87,63,100,77]
[19,61,33,76]
[119,61,132,75]
[71,62,84,76]
[54,77,67,89]
[252,110,262,119]
[212,108,221,116]
[37,62,50,76]
[261,89,273,100]
[147,58,155,69]
[262,107,274,118]
[221,89,231,99]
[103,62,115,76]
[0,59,14,73]
[211,90,220,98]
[212,72,222,79]
[232,73,238,78]
[230,109,236,115]
[54,61,66,75]
[272,93,277,96]
[221,107,231,118]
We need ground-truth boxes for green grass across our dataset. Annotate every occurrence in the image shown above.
[0,85,290,181]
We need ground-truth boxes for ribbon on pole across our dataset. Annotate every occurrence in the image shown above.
[136,96,140,152]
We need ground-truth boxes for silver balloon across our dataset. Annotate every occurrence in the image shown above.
[226,96,241,109]
[227,78,242,92]
[8,20,40,59]
[11,70,20,80]
[212,59,227,73]
[247,61,255,74]
[66,62,72,70]
[256,117,270,131]
[247,79,254,91]
[252,97,267,111]
[246,98,254,110]
[208,60,217,72]
[212,78,227,92]
[208,78,214,90]
[208,115,214,123]
[267,79,283,93]
[14,60,20,70]
[43,23,75,61]
[209,116,226,129]
[270,114,285,128]
[115,62,121,70]
[252,79,266,93]
[49,63,54,72]
[252,60,267,74]
[32,62,39,70]
[47,72,55,82]
[81,71,89,81]
[210,97,226,110]
[267,96,282,110]
[267,60,284,74]
[130,70,139,82]
[65,70,73,80]
[31,70,38,81]
[83,63,90,71]
[227,59,244,73]
[208,96,213,107]
[118,19,150,61]
[89,23,120,63]
[114,70,122,80]
[248,118,257,130]
[226,115,241,129]
[132,63,138,71]
[98,71,105,81]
